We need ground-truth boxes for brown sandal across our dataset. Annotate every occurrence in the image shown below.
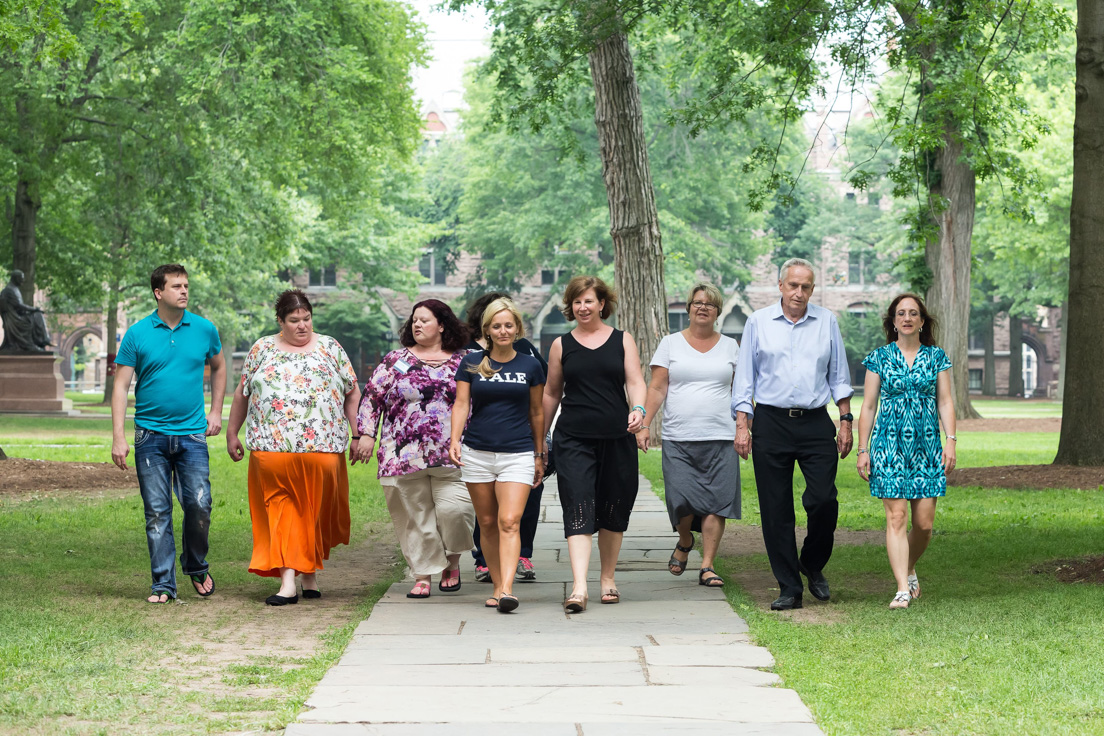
[564,593,587,613]
[600,588,620,604]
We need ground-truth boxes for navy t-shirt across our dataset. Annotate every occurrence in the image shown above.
[456,352,546,453]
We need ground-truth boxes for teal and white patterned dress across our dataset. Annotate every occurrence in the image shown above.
[862,343,952,499]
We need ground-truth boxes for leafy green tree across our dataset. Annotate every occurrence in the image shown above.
[2,0,427,303]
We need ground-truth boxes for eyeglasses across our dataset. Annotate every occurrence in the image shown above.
[689,301,718,311]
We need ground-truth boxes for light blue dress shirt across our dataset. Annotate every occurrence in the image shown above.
[730,300,854,417]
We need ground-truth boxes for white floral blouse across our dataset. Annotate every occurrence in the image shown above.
[241,334,358,453]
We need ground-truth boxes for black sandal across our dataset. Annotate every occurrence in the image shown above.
[668,541,694,576]
[190,572,215,597]
[698,567,724,588]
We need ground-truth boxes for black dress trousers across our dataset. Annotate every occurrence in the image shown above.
[751,405,840,599]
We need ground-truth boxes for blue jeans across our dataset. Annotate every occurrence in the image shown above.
[134,427,212,598]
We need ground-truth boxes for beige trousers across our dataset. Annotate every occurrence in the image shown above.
[382,467,475,576]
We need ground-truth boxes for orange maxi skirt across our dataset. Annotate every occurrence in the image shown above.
[247,451,351,578]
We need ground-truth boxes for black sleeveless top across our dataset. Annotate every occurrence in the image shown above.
[558,329,629,439]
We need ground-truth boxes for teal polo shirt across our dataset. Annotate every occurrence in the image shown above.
[115,309,222,434]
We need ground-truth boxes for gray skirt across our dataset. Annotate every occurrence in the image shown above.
[661,439,741,530]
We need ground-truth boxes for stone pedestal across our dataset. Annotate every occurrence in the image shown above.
[0,353,78,415]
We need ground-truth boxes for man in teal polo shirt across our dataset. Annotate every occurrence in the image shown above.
[111,264,226,603]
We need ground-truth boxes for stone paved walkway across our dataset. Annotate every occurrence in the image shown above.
[287,476,823,735]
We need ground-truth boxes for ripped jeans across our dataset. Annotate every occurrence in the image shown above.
[133,427,212,598]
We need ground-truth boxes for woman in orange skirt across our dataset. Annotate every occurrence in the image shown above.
[227,289,362,605]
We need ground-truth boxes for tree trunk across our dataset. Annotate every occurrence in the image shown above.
[1057,299,1067,401]
[0,444,7,460]
[925,133,981,419]
[1055,2,1104,465]
[11,176,39,303]
[587,27,667,440]
[1007,316,1024,397]
[982,312,996,396]
[101,284,121,405]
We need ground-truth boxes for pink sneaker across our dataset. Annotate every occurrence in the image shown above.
[515,557,536,581]
[474,565,492,583]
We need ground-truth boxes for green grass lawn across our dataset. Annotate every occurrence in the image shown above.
[0,423,397,735]
[828,396,1063,420]
[64,391,235,416]
[640,431,1104,735]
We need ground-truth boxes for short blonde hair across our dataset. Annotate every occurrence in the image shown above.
[561,275,617,321]
[469,297,526,379]
[687,282,723,312]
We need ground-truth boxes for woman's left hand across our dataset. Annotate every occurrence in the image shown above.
[627,408,644,433]
[635,427,650,453]
[942,442,957,474]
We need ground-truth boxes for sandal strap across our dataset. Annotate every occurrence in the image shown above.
[675,542,694,553]
[893,591,911,602]
[698,567,716,576]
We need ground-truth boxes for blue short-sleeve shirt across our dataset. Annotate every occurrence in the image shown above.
[455,352,545,453]
[115,309,222,434]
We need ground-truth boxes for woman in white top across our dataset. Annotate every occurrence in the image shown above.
[637,282,740,588]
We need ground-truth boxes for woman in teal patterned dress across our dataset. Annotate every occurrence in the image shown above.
[856,294,957,609]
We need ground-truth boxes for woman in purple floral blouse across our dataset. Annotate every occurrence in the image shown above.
[354,299,476,599]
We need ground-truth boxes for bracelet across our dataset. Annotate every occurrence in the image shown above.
[351,436,361,440]
[946,435,957,442]
[632,405,646,418]
[857,448,868,455]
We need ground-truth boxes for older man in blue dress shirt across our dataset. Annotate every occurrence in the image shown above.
[732,258,854,610]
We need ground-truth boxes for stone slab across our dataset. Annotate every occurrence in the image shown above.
[644,644,774,668]
[650,634,751,646]
[321,661,644,687]
[646,664,780,687]
[287,724,577,736]
[302,685,814,724]
[488,646,641,663]
[581,725,825,736]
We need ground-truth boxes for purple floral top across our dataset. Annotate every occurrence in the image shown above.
[356,348,466,478]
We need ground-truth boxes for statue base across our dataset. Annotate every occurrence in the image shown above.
[0,354,79,415]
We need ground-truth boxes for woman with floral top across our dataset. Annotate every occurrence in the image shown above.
[227,290,361,606]
[354,299,476,599]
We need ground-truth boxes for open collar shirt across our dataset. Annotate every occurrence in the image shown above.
[730,299,853,418]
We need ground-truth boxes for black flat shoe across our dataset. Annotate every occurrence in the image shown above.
[265,593,299,606]
[770,595,802,611]
[804,571,830,601]
[302,590,322,599]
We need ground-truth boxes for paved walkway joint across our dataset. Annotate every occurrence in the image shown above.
[288,476,823,735]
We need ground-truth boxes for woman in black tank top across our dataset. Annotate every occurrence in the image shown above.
[542,276,647,612]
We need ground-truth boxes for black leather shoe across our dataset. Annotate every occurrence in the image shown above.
[770,595,803,610]
[805,571,830,601]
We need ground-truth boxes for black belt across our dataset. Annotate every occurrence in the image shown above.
[758,404,828,418]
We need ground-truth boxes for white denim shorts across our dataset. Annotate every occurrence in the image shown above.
[460,445,536,485]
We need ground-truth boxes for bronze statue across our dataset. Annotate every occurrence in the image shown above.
[0,270,52,353]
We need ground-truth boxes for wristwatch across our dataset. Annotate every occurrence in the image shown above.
[839,413,854,422]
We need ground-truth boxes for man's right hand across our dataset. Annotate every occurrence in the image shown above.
[111,438,130,470]
[734,426,752,460]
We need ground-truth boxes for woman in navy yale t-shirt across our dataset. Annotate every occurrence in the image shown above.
[450,297,546,614]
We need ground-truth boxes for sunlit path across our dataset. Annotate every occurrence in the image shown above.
[288,476,823,735]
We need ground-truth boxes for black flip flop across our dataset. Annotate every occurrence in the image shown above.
[190,572,215,597]
[497,594,519,613]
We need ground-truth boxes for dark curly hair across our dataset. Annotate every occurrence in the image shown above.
[400,299,469,352]
[464,292,509,340]
[883,292,937,347]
